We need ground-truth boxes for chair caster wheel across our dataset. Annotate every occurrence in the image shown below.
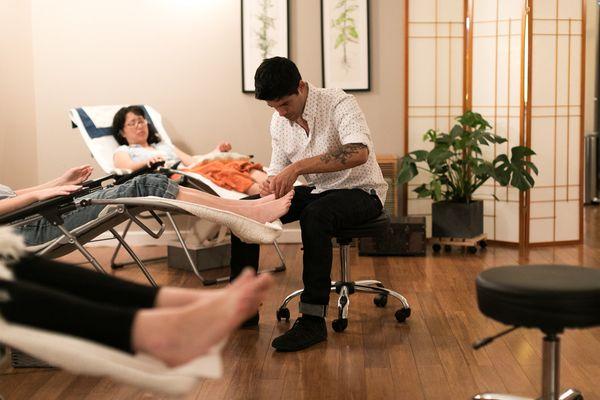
[479,240,487,249]
[276,307,290,322]
[444,245,452,252]
[373,294,388,308]
[395,308,411,322]
[432,243,441,253]
[332,318,348,332]
[468,246,477,254]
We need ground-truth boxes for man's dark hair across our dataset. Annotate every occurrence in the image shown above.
[254,57,302,100]
[111,105,161,146]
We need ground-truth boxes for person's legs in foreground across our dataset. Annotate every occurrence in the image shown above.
[0,257,273,367]
[271,189,383,352]
[11,254,228,309]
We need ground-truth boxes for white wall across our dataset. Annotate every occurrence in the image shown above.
[0,0,595,188]
[0,0,38,188]
[23,0,404,183]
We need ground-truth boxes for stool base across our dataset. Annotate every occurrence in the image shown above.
[276,279,410,331]
[473,388,582,400]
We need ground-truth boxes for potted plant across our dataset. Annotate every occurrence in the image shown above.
[397,110,538,239]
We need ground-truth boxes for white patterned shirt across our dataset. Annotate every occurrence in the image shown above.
[266,82,387,205]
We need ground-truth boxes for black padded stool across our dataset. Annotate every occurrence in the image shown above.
[473,265,600,400]
[276,212,411,332]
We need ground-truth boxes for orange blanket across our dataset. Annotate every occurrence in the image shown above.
[179,159,263,193]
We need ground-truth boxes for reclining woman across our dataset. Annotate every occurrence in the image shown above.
[0,227,273,367]
[0,164,292,246]
[112,105,268,195]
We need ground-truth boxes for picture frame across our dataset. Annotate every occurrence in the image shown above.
[321,0,370,91]
[241,0,290,93]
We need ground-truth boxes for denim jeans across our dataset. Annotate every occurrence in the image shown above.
[18,174,179,246]
[230,186,383,317]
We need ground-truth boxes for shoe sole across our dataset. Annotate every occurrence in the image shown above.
[272,336,327,352]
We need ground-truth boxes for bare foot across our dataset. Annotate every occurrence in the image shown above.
[133,269,273,367]
[254,193,275,203]
[250,190,293,223]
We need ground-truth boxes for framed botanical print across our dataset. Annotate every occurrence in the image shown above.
[321,0,370,91]
[241,0,290,93]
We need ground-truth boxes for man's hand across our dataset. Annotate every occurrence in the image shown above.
[259,178,273,197]
[269,164,299,198]
[35,185,82,201]
[58,165,93,186]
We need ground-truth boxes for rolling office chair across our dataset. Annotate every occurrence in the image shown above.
[276,212,411,331]
[472,265,600,400]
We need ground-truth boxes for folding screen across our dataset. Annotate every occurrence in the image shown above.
[528,0,584,244]
[405,0,585,245]
[471,0,525,243]
[405,0,465,235]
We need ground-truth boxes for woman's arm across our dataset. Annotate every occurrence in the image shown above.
[172,146,195,167]
[14,165,92,196]
[114,152,164,171]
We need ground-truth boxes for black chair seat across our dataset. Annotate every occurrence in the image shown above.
[334,212,390,241]
[476,265,600,333]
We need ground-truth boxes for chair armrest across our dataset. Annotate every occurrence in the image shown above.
[0,187,93,225]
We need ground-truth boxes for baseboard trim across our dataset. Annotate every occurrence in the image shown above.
[87,227,303,247]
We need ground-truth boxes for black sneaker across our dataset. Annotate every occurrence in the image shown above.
[271,316,327,351]
[240,312,259,328]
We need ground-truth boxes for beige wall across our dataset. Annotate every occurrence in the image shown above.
[585,0,599,133]
[0,0,596,186]
[23,0,404,183]
[0,0,38,188]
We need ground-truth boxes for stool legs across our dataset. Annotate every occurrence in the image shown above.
[472,334,582,400]
[542,335,560,399]
[276,243,411,329]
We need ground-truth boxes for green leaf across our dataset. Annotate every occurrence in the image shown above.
[414,184,431,198]
[423,129,437,143]
[427,147,453,167]
[397,159,418,184]
[410,150,429,162]
[510,145,536,162]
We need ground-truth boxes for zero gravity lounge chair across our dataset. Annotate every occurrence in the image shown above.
[0,172,283,287]
[69,104,287,285]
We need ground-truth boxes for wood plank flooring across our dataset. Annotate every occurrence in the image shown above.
[1,208,600,399]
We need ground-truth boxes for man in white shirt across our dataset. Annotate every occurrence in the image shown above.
[230,57,387,352]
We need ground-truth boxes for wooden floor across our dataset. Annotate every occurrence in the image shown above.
[2,209,600,400]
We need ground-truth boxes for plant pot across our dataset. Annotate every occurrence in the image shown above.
[432,200,484,238]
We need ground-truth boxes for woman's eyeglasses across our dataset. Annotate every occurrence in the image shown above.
[125,119,148,128]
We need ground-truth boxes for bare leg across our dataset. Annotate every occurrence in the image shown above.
[176,187,293,224]
[177,186,271,206]
[154,286,224,308]
[131,269,273,366]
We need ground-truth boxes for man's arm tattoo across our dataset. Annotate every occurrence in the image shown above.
[319,143,368,165]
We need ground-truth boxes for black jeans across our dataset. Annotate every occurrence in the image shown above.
[230,186,383,316]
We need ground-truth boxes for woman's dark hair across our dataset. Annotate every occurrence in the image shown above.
[254,57,302,101]
[111,105,161,146]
